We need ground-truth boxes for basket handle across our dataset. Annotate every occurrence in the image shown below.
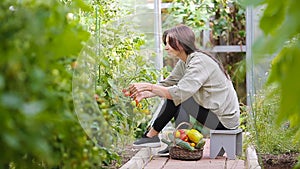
[171,122,193,145]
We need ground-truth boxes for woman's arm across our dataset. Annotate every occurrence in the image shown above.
[129,83,172,102]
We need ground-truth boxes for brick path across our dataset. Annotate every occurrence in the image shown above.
[143,139,245,169]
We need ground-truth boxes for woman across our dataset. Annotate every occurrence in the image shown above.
[128,24,240,149]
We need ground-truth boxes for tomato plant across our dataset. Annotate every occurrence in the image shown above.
[0,0,121,168]
[72,0,161,167]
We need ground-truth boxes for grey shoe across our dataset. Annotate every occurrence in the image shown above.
[157,146,169,156]
[133,135,161,148]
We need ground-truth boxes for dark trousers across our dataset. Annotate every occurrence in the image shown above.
[152,98,228,132]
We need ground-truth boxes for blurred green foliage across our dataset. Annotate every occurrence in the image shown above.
[1,0,160,168]
[163,0,213,32]
[0,0,100,168]
[242,0,300,166]
[163,0,246,46]
[243,0,300,143]
[0,0,144,168]
[246,85,300,155]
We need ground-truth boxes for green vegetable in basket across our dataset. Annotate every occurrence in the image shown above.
[195,139,206,149]
[175,138,195,151]
[161,138,172,146]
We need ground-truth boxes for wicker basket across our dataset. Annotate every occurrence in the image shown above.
[170,146,203,160]
[169,122,204,161]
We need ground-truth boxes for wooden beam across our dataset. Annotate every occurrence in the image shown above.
[206,45,246,53]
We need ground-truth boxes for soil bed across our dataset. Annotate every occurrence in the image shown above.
[260,152,299,169]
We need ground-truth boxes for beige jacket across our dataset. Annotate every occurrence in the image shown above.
[158,52,240,129]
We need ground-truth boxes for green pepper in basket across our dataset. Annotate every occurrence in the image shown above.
[195,139,206,149]
[175,138,195,151]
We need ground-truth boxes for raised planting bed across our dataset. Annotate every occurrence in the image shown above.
[259,152,299,169]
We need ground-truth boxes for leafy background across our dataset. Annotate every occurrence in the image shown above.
[1,0,300,168]
[242,0,300,137]
[1,0,161,168]
[242,0,300,167]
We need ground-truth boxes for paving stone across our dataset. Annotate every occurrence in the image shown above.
[164,160,225,169]
[227,159,245,169]
[143,157,168,169]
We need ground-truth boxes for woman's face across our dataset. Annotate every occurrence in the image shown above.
[164,35,180,57]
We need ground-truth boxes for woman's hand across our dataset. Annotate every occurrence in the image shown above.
[129,82,153,99]
[134,91,153,102]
